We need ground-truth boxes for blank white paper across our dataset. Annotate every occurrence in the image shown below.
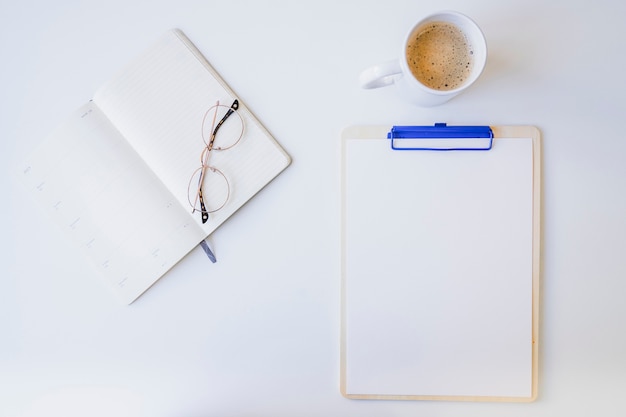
[343,136,534,398]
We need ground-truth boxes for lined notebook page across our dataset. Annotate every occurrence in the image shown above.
[94,30,291,234]
[342,132,534,399]
[18,102,206,304]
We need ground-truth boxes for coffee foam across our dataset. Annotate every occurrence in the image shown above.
[406,21,474,91]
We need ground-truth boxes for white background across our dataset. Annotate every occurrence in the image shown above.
[1,0,625,416]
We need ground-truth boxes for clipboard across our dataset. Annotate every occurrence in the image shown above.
[340,124,541,402]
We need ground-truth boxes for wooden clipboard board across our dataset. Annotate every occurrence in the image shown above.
[340,125,541,402]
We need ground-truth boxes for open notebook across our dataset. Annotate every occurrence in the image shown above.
[340,125,540,401]
[18,30,291,304]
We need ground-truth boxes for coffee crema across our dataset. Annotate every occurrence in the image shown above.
[406,21,474,91]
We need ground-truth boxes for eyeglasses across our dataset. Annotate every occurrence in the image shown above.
[187,99,244,224]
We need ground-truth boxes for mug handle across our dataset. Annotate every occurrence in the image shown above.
[359,59,402,89]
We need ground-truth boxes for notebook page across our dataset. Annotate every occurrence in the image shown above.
[94,30,290,235]
[18,102,206,304]
[343,136,534,398]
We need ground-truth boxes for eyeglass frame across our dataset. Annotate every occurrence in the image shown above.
[188,99,244,223]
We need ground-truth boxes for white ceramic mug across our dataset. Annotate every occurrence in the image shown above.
[359,11,487,106]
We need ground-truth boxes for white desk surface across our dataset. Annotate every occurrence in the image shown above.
[1,1,625,416]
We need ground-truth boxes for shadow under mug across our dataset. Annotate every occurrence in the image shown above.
[359,11,487,106]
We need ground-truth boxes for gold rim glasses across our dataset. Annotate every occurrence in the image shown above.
[187,99,244,223]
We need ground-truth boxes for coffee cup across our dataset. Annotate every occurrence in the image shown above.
[359,11,487,106]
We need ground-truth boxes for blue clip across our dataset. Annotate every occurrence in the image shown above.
[387,123,494,151]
